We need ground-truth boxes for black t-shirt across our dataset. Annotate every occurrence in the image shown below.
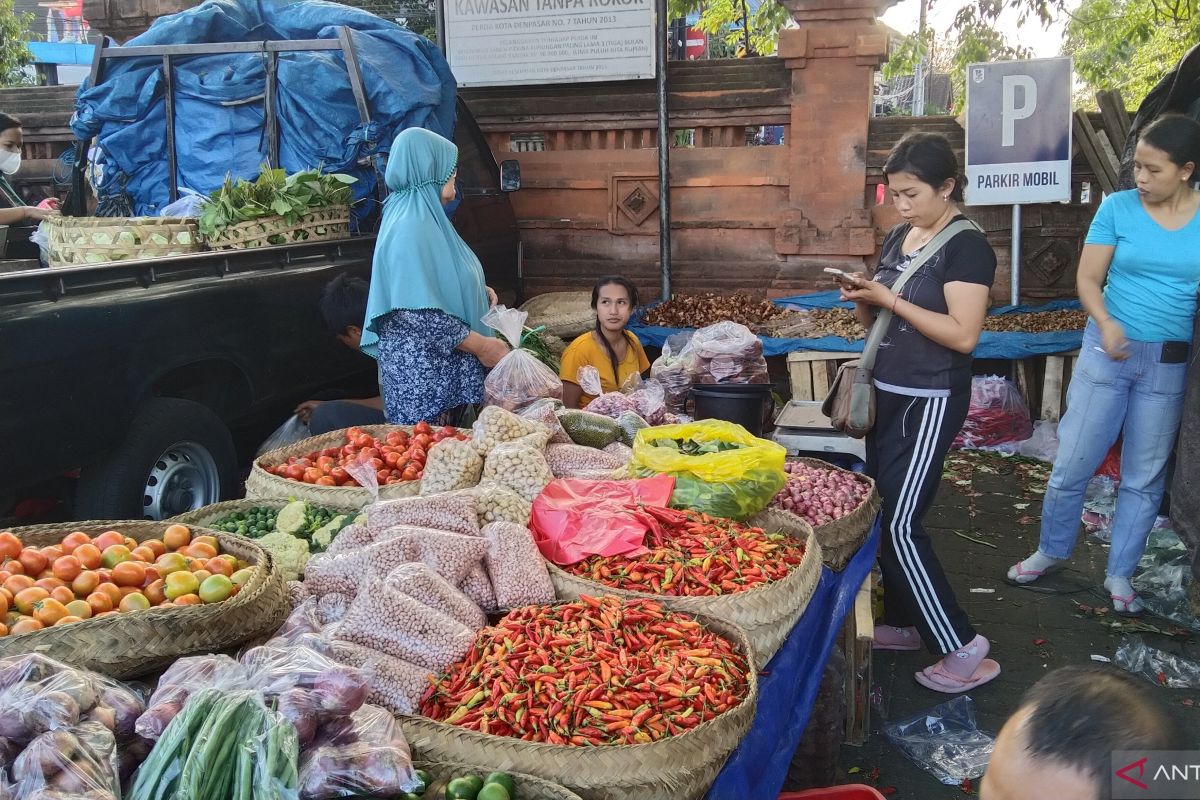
[871,216,997,394]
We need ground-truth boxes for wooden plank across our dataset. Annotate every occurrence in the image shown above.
[789,360,815,401]
[1041,354,1068,422]
[1096,89,1131,147]
[1073,111,1118,194]
[842,573,874,746]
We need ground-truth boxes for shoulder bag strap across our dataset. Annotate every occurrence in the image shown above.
[858,218,981,370]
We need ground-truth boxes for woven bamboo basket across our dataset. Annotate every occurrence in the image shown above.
[0,521,288,678]
[750,457,880,571]
[169,497,362,528]
[415,762,583,800]
[546,523,820,666]
[400,611,757,800]
[205,205,350,250]
[245,424,471,506]
[519,292,595,339]
[44,214,202,266]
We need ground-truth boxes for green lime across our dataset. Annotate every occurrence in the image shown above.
[414,769,434,791]
[446,776,483,800]
[483,772,516,797]
[477,784,511,800]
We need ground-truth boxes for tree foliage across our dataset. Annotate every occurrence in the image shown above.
[667,0,790,57]
[0,0,33,87]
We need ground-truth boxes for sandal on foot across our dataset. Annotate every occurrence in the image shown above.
[873,625,921,651]
[1110,592,1145,617]
[1005,558,1063,586]
[914,659,1001,693]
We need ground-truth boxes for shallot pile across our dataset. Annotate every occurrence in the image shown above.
[768,461,872,527]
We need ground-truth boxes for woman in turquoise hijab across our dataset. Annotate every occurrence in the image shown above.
[362,127,509,425]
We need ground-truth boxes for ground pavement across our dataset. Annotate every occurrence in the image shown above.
[835,452,1200,798]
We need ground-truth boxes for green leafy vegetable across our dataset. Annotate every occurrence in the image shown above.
[199,165,356,241]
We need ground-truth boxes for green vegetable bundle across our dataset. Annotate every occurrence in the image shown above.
[129,689,298,800]
[199,165,356,240]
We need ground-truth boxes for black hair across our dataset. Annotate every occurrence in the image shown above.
[0,113,20,136]
[884,132,965,202]
[1019,665,1184,797]
[318,273,370,335]
[591,276,639,385]
[1139,113,1200,173]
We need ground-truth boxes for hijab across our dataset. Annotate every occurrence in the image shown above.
[360,127,490,358]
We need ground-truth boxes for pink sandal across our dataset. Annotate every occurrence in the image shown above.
[913,635,1001,694]
[873,625,922,651]
[1005,559,1063,586]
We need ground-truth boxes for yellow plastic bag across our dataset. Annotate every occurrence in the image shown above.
[630,420,787,519]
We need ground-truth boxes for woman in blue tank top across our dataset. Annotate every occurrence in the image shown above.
[1008,114,1200,615]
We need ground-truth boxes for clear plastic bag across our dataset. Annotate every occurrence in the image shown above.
[482,441,554,503]
[883,696,995,785]
[304,527,488,596]
[603,441,634,464]
[652,332,696,414]
[689,322,768,385]
[557,409,623,449]
[0,660,97,746]
[365,493,480,538]
[458,564,498,613]
[384,563,486,630]
[1016,419,1060,462]
[276,597,326,643]
[519,399,571,443]
[419,439,484,495]
[1134,526,1200,633]
[160,187,208,218]
[333,578,476,671]
[473,482,533,528]
[482,305,563,412]
[317,592,354,625]
[616,410,649,447]
[471,405,551,456]
[483,522,555,608]
[135,655,250,741]
[952,376,1034,450]
[1114,635,1200,688]
[257,414,313,458]
[298,704,421,800]
[287,579,310,610]
[343,459,381,504]
[11,722,120,800]
[544,443,626,479]
[326,642,434,716]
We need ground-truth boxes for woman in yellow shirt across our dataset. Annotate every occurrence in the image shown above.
[560,277,650,408]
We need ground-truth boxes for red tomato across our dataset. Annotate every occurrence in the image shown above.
[413,434,432,448]
[315,476,337,486]
[316,456,336,471]
[401,466,419,482]
[384,452,401,467]
[321,448,339,458]
[353,434,373,449]
[413,421,432,436]
[0,533,22,561]
[330,467,349,484]
[296,457,313,469]
[285,464,305,481]
[385,432,404,446]
[359,448,380,460]
[303,467,324,484]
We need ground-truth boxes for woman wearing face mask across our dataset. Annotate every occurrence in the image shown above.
[0,113,58,226]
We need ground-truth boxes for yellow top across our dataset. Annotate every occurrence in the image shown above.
[559,331,651,406]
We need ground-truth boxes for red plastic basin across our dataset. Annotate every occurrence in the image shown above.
[779,786,887,799]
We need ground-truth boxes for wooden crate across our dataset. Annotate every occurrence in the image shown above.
[787,351,857,402]
[1014,350,1081,423]
[840,570,875,746]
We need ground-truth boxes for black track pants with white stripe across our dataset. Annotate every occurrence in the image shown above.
[867,387,975,656]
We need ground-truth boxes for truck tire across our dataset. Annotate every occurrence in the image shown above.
[75,398,236,521]
[782,646,848,792]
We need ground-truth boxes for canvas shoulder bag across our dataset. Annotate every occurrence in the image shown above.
[821,219,981,438]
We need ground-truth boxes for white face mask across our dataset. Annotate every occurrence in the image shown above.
[0,150,19,176]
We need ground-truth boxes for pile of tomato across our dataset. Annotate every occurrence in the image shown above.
[264,423,470,487]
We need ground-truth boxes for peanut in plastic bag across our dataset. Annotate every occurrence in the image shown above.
[419,439,484,495]
[482,442,554,503]
[325,642,434,716]
[385,563,486,630]
[473,482,533,528]
[483,522,555,608]
[366,492,480,537]
[304,527,488,595]
[333,579,476,671]
[630,419,787,519]
[298,704,421,800]
[471,405,551,456]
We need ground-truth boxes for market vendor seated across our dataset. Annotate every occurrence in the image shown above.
[1,113,58,257]
[295,273,387,434]
[560,276,650,409]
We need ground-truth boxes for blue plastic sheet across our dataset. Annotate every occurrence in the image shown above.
[629,294,1085,360]
[71,0,456,217]
[707,516,881,800]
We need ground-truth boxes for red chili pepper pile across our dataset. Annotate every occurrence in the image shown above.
[419,595,749,746]
[561,506,805,596]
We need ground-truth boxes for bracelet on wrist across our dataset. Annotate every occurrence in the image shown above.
[891,295,901,313]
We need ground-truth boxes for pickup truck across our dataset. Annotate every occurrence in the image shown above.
[1,101,521,520]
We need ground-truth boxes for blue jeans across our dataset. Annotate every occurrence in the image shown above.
[1038,322,1190,577]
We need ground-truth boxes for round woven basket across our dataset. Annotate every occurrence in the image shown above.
[415,761,583,800]
[45,214,202,266]
[519,292,595,340]
[546,523,820,666]
[169,497,362,528]
[206,205,350,251]
[400,610,757,800]
[749,458,880,571]
[0,521,288,678]
[245,424,469,506]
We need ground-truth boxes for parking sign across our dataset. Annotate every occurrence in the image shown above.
[965,57,1072,205]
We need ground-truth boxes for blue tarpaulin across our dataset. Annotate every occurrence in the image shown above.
[71,0,457,217]
[707,517,880,799]
[629,294,1085,360]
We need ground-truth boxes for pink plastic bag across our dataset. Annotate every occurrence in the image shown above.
[529,475,675,565]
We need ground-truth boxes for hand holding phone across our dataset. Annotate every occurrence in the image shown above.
[823,267,863,288]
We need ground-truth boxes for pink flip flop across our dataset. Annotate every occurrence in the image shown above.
[1110,592,1145,618]
[873,625,922,651]
[1005,559,1063,586]
[914,659,1001,693]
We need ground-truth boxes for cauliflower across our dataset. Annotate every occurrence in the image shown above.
[256,531,311,582]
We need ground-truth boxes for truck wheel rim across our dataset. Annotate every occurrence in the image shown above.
[142,441,220,520]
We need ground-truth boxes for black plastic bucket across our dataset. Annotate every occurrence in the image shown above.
[690,384,773,437]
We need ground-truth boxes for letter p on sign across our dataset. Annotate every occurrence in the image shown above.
[1001,75,1037,147]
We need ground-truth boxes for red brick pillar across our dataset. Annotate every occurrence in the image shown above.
[773,0,890,268]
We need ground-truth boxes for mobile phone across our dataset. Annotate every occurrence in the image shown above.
[823,267,861,286]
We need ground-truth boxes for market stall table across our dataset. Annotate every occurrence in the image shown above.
[707,516,880,800]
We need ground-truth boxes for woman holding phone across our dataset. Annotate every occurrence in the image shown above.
[835,132,999,694]
[1007,114,1200,615]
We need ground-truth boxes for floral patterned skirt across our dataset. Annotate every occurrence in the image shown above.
[377,309,483,425]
